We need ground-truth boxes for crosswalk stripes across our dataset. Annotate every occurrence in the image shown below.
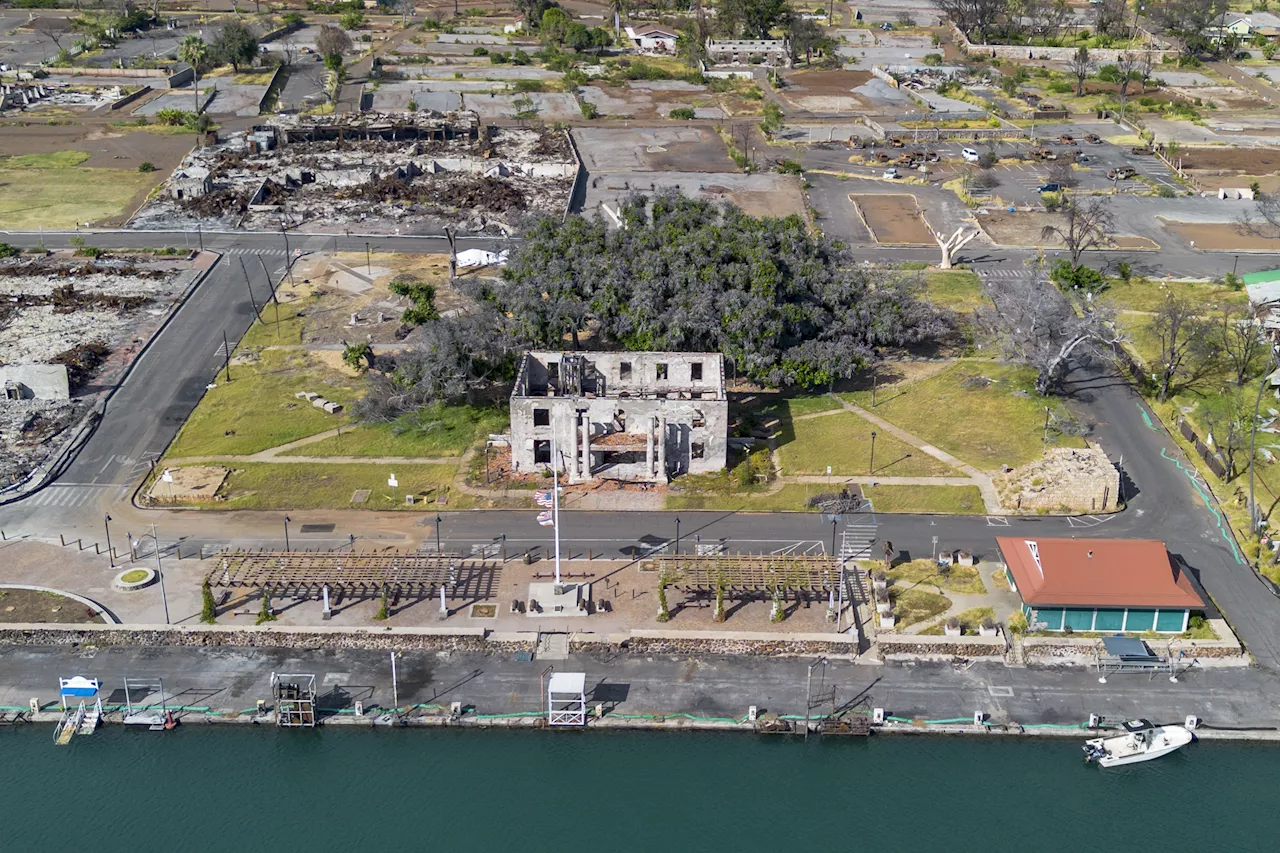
[977,269,1037,279]
[22,484,123,508]
[222,247,286,256]
[841,522,878,561]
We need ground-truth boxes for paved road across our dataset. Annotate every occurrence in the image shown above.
[1,645,1274,731]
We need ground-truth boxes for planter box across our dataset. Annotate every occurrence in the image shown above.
[978,625,999,637]
[956,552,974,566]
[879,613,896,629]
[877,601,892,614]
[944,625,962,636]
[937,551,954,566]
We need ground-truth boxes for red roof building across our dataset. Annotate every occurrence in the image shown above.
[996,537,1202,634]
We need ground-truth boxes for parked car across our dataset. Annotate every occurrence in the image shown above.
[1131,146,1154,155]
[1037,182,1062,193]
[880,23,894,30]
[1084,133,1103,144]
[882,167,900,179]
[961,147,980,162]
[1107,166,1138,180]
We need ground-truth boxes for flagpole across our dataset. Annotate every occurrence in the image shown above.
[552,415,562,587]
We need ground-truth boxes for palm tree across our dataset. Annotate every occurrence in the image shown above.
[178,35,208,119]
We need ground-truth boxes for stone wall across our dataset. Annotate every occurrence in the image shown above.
[575,629,858,657]
[878,634,1006,659]
[947,21,1176,63]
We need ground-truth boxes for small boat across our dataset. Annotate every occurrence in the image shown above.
[1083,719,1193,767]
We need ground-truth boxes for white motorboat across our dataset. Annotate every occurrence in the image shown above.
[1083,719,1194,767]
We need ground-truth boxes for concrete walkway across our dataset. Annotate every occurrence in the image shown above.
[165,428,461,467]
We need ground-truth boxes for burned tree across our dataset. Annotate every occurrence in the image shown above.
[1150,295,1220,401]
[1040,196,1113,267]
[1068,46,1093,97]
[980,274,1123,395]
[1219,304,1267,387]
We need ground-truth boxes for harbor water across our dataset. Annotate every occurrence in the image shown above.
[6,725,1277,851]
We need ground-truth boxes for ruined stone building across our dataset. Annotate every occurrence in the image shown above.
[509,351,728,483]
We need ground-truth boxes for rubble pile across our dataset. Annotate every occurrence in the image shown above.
[138,111,578,234]
[994,447,1121,514]
[0,255,191,487]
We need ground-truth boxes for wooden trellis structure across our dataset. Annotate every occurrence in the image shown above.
[206,550,501,603]
[655,554,840,602]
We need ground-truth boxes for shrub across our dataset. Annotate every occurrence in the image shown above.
[138,161,156,172]
[200,580,217,624]
[922,53,943,66]
[1115,261,1132,282]
[777,159,802,174]
[1189,614,1207,630]
[472,46,489,56]
[668,106,695,120]
[1157,186,1175,198]
[513,79,545,93]
[338,10,365,29]
[579,101,598,119]
[0,242,18,258]
[977,151,998,169]
[1047,80,1073,94]
[1041,191,1062,212]
[1050,260,1108,294]
[1008,610,1028,635]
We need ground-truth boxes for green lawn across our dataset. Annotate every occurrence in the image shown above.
[282,405,509,459]
[238,297,314,347]
[863,484,985,514]
[173,462,474,510]
[1102,278,1246,313]
[842,362,1080,470]
[783,410,957,477]
[166,349,360,457]
[924,270,985,313]
[883,558,987,595]
[0,150,154,228]
[665,483,816,512]
[890,587,952,628]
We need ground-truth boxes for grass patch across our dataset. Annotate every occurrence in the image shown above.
[1102,278,1246,313]
[166,349,360,457]
[665,483,816,512]
[863,484,985,514]
[842,362,1081,470]
[883,558,987,595]
[234,70,277,86]
[0,150,154,228]
[923,270,985,313]
[119,569,149,583]
[6,150,90,168]
[890,587,952,628]
[238,297,313,347]
[281,405,509,459]
[919,605,996,635]
[191,461,473,510]
[783,410,957,477]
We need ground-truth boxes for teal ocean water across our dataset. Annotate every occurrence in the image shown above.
[5,726,1277,851]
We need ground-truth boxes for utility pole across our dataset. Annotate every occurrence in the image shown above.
[152,523,169,625]
[104,513,115,569]
[238,257,260,321]
[869,431,877,474]
[221,330,231,382]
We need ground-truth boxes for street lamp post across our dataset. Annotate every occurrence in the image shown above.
[435,514,443,554]
[366,241,371,275]
[136,525,170,624]
[104,514,115,568]
[831,517,838,562]
[283,515,291,551]
[869,431,877,475]
[675,517,681,555]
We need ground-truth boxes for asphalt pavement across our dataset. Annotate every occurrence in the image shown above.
[1,645,1275,732]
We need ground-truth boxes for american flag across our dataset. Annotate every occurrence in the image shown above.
[535,489,554,508]
[536,510,554,527]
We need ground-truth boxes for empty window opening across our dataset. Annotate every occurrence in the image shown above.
[691,442,706,460]
[534,440,551,465]
[692,411,706,429]
[656,363,669,381]
[615,409,627,430]
[533,408,550,427]
[619,361,632,380]
[548,362,559,386]
[691,362,703,381]
[600,450,644,466]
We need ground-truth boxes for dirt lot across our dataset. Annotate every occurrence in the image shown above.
[1166,85,1270,111]
[978,210,1158,249]
[573,126,735,173]
[1159,219,1280,251]
[0,587,107,624]
[1176,147,1280,172]
[778,69,875,112]
[850,193,934,245]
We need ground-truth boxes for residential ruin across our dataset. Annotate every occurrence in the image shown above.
[509,351,728,484]
[133,111,580,234]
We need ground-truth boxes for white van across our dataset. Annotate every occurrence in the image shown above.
[962,147,981,162]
